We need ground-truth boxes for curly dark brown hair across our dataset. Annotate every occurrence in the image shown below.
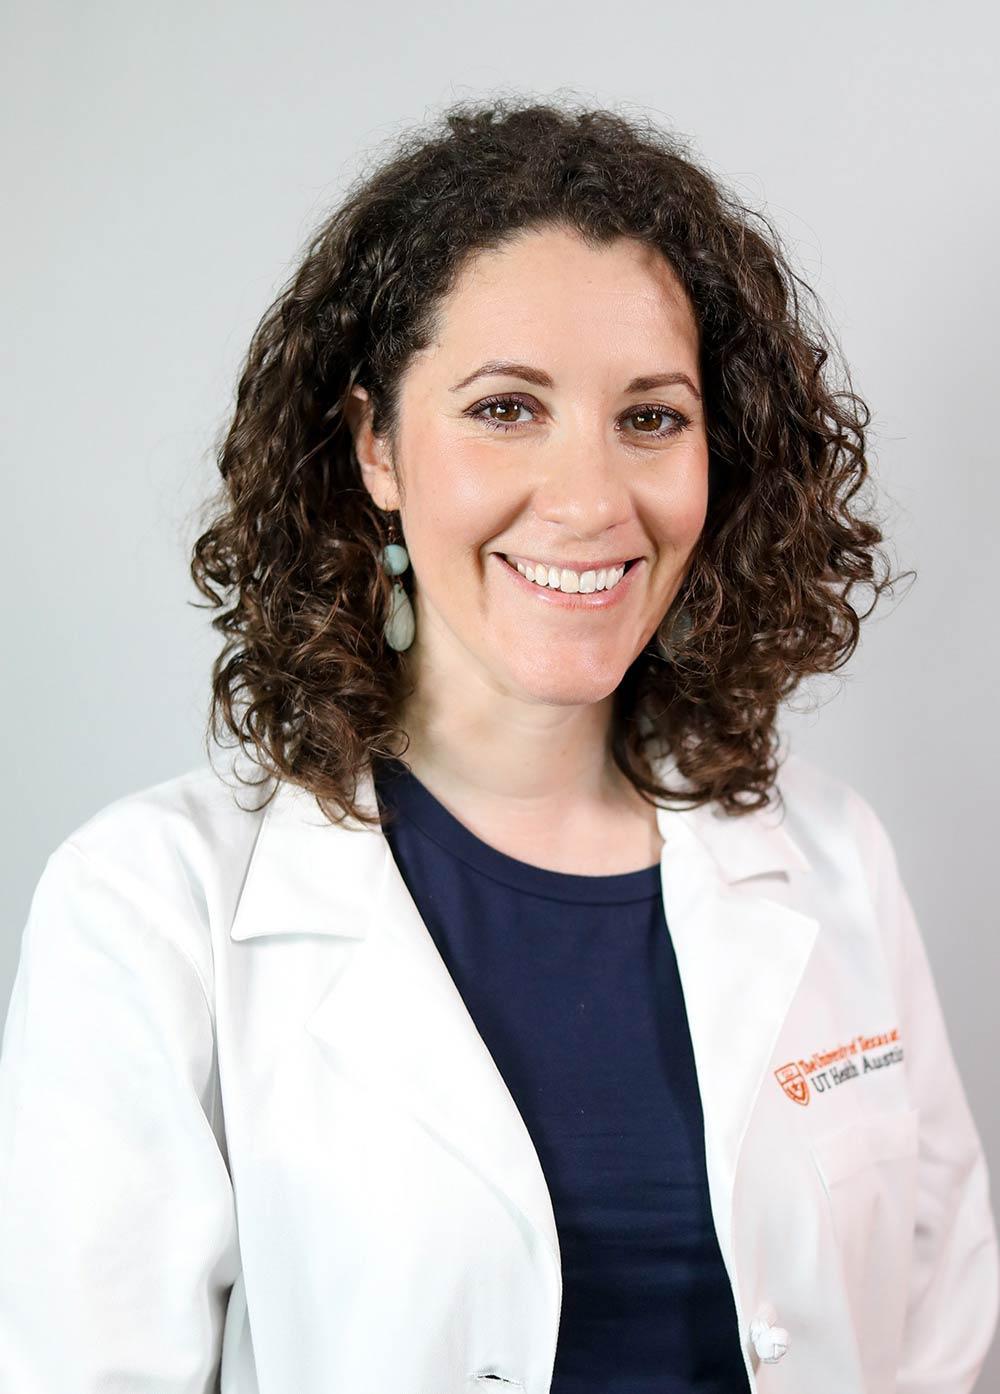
[189,93,910,826]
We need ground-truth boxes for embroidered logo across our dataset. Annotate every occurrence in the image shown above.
[775,1062,810,1106]
[775,1026,903,1105]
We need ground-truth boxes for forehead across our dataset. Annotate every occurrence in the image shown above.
[419,225,701,375]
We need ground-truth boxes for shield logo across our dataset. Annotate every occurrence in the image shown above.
[774,1062,810,1106]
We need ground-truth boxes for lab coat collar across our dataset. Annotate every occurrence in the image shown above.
[228,749,811,943]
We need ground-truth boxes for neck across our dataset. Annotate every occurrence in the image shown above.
[387,665,649,835]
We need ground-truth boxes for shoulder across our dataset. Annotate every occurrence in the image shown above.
[774,749,901,904]
[775,746,871,820]
[650,745,899,908]
[34,756,274,1003]
[58,757,269,878]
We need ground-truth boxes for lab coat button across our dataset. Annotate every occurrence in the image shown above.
[749,1309,790,1363]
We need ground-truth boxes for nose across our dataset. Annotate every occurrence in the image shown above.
[532,443,634,541]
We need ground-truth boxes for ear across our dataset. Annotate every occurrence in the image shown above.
[344,385,401,512]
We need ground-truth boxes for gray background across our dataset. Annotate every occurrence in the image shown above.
[3,0,998,1384]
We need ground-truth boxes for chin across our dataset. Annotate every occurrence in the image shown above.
[500,654,626,707]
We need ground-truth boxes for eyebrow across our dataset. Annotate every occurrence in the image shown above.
[449,359,702,401]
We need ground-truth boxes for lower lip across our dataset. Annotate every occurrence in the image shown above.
[494,554,645,610]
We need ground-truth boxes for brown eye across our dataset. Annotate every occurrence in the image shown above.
[620,404,691,439]
[485,401,526,425]
[467,396,536,432]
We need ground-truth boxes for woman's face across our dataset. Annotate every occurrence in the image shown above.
[352,223,709,709]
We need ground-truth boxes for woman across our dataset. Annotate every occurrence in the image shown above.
[1,97,996,1394]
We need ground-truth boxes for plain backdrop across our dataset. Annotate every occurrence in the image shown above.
[3,0,998,1384]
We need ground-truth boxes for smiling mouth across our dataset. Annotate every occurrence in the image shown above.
[499,554,642,595]
[501,554,641,575]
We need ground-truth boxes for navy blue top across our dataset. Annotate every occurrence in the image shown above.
[372,756,747,1393]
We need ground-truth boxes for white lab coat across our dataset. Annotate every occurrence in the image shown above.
[0,747,996,1394]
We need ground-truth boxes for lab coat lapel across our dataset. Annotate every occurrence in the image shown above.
[228,766,563,1292]
[653,764,820,1264]
[228,752,818,1293]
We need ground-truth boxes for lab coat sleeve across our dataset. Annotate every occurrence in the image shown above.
[0,838,241,1393]
[853,794,1000,1394]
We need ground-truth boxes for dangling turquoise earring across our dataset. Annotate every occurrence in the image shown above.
[381,510,415,652]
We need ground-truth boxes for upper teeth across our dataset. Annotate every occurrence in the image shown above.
[509,558,627,593]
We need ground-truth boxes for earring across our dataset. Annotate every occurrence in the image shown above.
[381,510,415,652]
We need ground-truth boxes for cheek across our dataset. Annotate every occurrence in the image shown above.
[404,446,507,538]
[676,487,710,547]
[405,448,507,559]
[648,454,710,552]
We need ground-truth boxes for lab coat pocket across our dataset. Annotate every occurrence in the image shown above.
[809,1106,920,1389]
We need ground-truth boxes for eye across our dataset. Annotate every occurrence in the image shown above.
[469,396,535,430]
[627,405,688,436]
[465,393,691,439]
